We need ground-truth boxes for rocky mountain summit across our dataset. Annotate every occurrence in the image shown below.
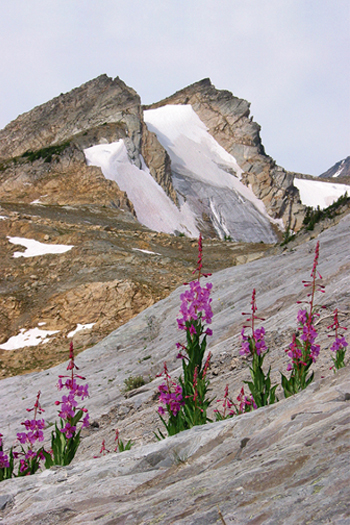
[0,75,305,237]
[0,214,349,524]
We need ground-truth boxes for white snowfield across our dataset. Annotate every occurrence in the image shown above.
[144,105,244,184]
[7,237,74,257]
[85,104,279,242]
[294,178,350,209]
[144,105,280,242]
[84,140,199,237]
[0,327,59,351]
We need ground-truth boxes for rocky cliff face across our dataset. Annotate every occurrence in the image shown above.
[0,75,177,205]
[146,78,305,231]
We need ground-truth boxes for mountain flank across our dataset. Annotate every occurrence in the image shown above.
[145,78,305,232]
[0,74,348,379]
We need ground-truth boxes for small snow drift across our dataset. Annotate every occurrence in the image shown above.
[68,323,95,338]
[294,178,350,209]
[0,327,59,351]
[7,237,74,258]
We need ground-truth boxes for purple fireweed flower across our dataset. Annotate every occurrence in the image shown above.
[17,432,28,445]
[55,342,90,440]
[286,334,304,370]
[177,280,213,330]
[297,309,308,325]
[17,393,46,448]
[237,387,257,412]
[330,336,348,353]
[328,309,348,354]
[157,363,184,417]
[60,422,77,439]
[21,419,45,431]
[0,450,9,469]
[19,459,28,473]
[253,327,267,356]
[82,413,90,428]
[240,328,250,356]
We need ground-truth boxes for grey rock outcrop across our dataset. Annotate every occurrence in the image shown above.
[0,215,349,523]
[0,75,178,205]
[145,78,306,231]
[140,121,178,204]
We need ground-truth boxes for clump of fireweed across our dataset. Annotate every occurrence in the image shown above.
[239,289,278,407]
[214,384,256,420]
[0,391,48,481]
[44,342,90,467]
[328,308,348,371]
[155,234,214,439]
[281,241,325,398]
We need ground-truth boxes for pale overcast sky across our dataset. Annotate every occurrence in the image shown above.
[0,0,349,175]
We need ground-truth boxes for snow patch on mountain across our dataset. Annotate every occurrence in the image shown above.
[332,160,346,178]
[85,105,280,242]
[144,105,280,242]
[294,178,350,209]
[84,141,199,237]
[7,237,74,257]
[0,327,59,350]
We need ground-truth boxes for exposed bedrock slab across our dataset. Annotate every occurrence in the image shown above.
[0,215,349,523]
[1,368,349,524]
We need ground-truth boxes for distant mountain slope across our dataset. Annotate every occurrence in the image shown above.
[319,156,350,179]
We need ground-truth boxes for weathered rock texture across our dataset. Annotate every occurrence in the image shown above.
[0,215,349,524]
[0,75,177,204]
[1,369,349,525]
[0,143,135,210]
[146,78,306,231]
